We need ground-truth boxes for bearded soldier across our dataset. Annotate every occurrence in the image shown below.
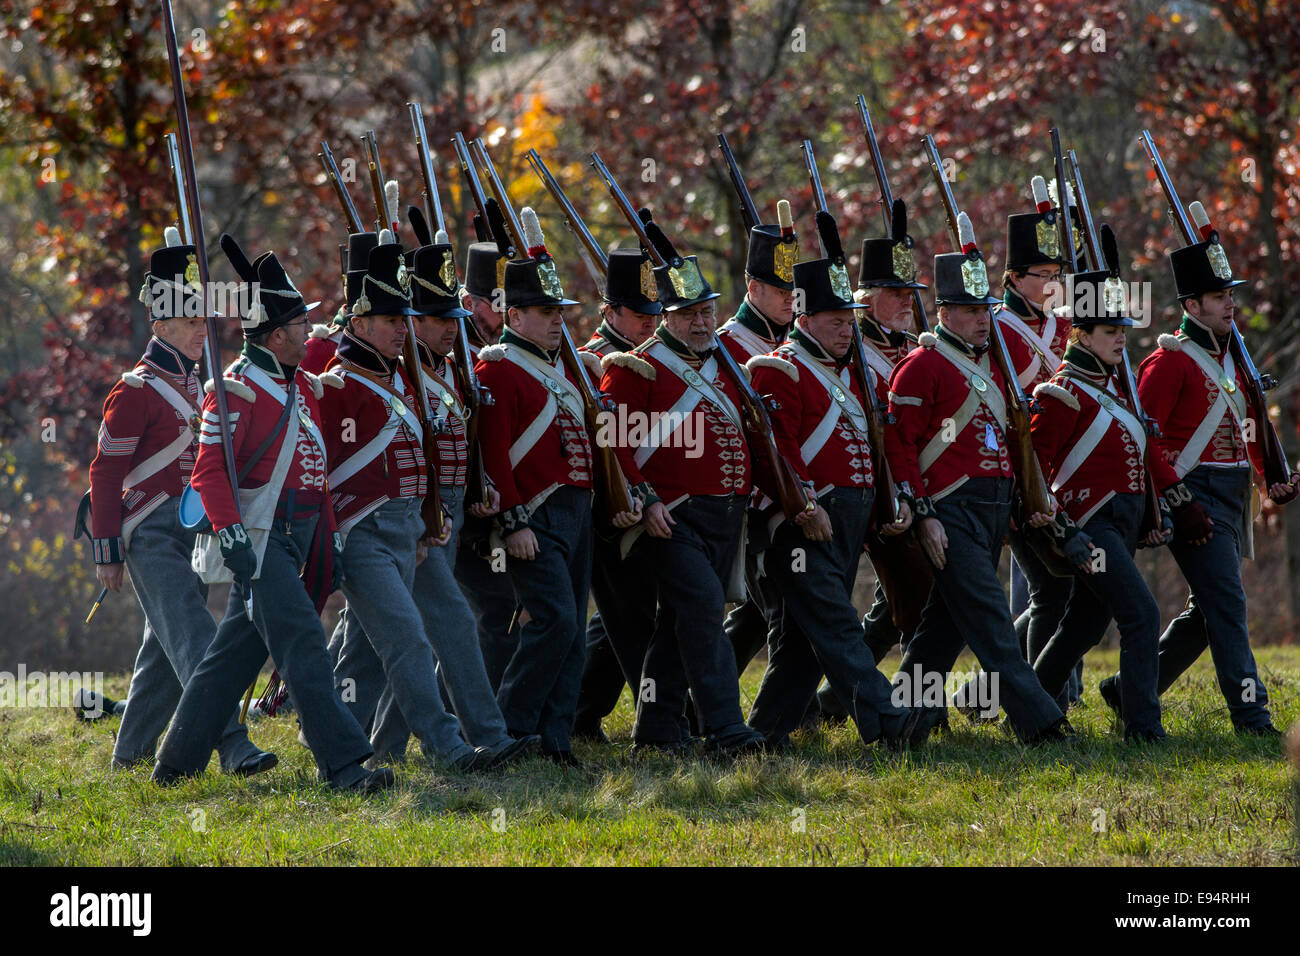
[1102,208,1299,736]
[1027,227,1167,741]
[319,236,498,771]
[886,217,1070,745]
[153,240,390,793]
[573,248,663,743]
[454,240,518,691]
[745,221,917,751]
[600,221,766,756]
[81,235,275,775]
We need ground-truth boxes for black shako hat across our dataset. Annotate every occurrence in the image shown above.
[347,236,419,318]
[934,212,1002,307]
[503,206,579,310]
[603,248,662,314]
[745,202,799,290]
[464,241,506,299]
[220,233,319,336]
[141,231,204,320]
[1060,224,1135,328]
[1005,176,1066,271]
[639,207,721,312]
[1170,200,1246,300]
[795,210,867,315]
[858,198,926,290]
[408,242,471,319]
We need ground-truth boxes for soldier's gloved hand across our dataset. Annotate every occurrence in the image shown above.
[1062,530,1095,574]
[331,532,345,592]
[1164,482,1214,546]
[217,523,256,588]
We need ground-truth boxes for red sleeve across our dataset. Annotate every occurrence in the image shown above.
[599,362,651,488]
[190,387,254,532]
[474,359,525,511]
[1136,351,1183,491]
[88,380,148,541]
[751,364,810,484]
[996,315,1037,382]
[1029,388,1076,482]
[885,354,931,498]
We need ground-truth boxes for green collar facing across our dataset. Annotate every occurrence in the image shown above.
[734,298,788,343]
[502,327,560,363]
[242,341,291,379]
[1179,314,1224,354]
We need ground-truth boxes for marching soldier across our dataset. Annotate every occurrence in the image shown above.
[601,221,766,756]
[1103,208,1299,735]
[83,235,275,775]
[473,228,626,765]
[1027,227,1167,741]
[851,199,928,661]
[403,236,538,764]
[886,216,1070,744]
[573,248,663,742]
[319,236,497,771]
[454,240,518,691]
[717,219,800,681]
[745,220,916,750]
[995,186,1077,675]
[153,241,390,793]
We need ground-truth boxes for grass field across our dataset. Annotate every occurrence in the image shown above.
[2,647,1298,866]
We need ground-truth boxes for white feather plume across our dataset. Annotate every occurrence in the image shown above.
[776,199,793,230]
[434,229,449,244]
[164,225,182,247]
[957,210,976,248]
[1188,200,1210,229]
[1047,178,1061,207]
[384,179,399,226]
[378,228,395,246]
[1030,175,1049,207]
[520,206,545,250]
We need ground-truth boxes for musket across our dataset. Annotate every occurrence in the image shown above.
[1064,146,1166,539]
[1049,128,1079,277]
[922,134,1055,518]
[318,140,364,234]
[715,132,760,232]
[161,0,250,621]
[408,103,446,234]
[406,111,491,509]
[1139,130,1295,501]
[589,151,811,521]
[802,138,902,526]
[857,95,932,334]
[525,148,609,292]
[355,134,447,538]
[452,132,492,243]
[471,138,527,256]
[164,133,192,243]
[360,130,400,237]
[475,142,636,520]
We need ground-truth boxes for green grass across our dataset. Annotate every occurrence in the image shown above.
[2,647,1297,866]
